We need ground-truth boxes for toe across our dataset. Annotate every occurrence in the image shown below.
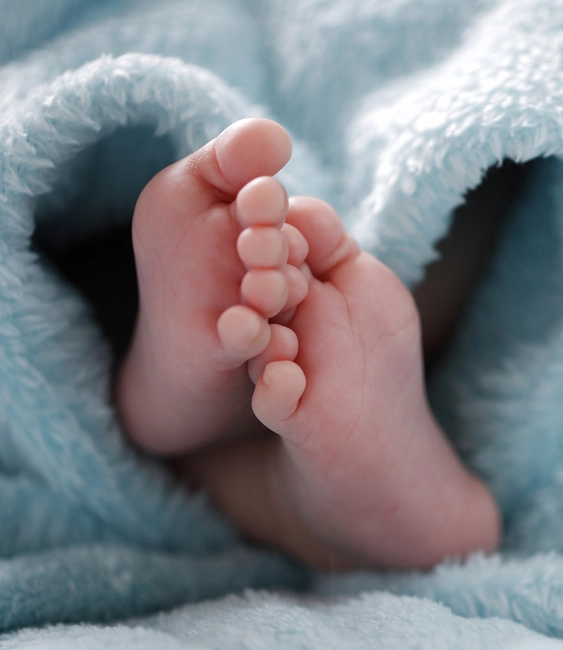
[280,264,309,311]
[217,305,271,360]
[282,223,309,267]
[134,120,291,242]
[235,176,289,229]
[252,360,306,426]
[241,269,288,318]
[214,119,292,191]
[237,227,288,269]
[247,324,299,384]
[286,197,360,280]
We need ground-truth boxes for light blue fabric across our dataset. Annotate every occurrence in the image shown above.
[2,0,563,647]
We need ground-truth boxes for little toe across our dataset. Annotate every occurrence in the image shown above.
[241,269,288,318]
[235,176,289,229]
[247,324,299,384]
[217,305,271,360]
[237,227,288,269]
[252,360,306,427]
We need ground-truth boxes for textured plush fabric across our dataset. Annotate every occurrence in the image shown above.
[3,0,563,647]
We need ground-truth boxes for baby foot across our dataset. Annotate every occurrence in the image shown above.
[249,198,501,568]
[116,119,308,455]
[188,197,501,569]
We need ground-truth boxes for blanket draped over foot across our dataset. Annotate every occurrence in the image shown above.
[2,0,563,648]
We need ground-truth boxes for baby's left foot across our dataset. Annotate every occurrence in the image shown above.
[116,119,308,455]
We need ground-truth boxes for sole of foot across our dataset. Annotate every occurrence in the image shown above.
[116,118,309,454]
[185,196,501,570]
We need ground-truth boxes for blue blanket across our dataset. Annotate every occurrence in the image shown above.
[3,0,563,647]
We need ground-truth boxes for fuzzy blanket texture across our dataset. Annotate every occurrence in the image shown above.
[2,0,563,648]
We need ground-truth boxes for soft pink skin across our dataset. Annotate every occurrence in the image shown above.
[117,118,501,570]
[249,198,500,568]
[116,119,308,453]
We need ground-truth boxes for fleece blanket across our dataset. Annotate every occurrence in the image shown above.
[3,0,563,647]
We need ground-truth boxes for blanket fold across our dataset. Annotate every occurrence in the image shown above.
[3,0,563,648]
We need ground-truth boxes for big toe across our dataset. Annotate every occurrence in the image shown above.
[285,197,360,280]
[133,119,292,246]
[214,118,293,193]
[252,360,306,428]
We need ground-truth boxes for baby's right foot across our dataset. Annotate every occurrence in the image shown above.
[188,198,500,570]
[116,119,309,454]
[249,201,501,568]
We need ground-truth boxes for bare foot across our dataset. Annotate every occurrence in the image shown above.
[117,117,499,570]
[188,198,501,569]
[116,118,309,454]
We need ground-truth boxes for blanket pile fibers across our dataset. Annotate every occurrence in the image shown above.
[3,0,563,648]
